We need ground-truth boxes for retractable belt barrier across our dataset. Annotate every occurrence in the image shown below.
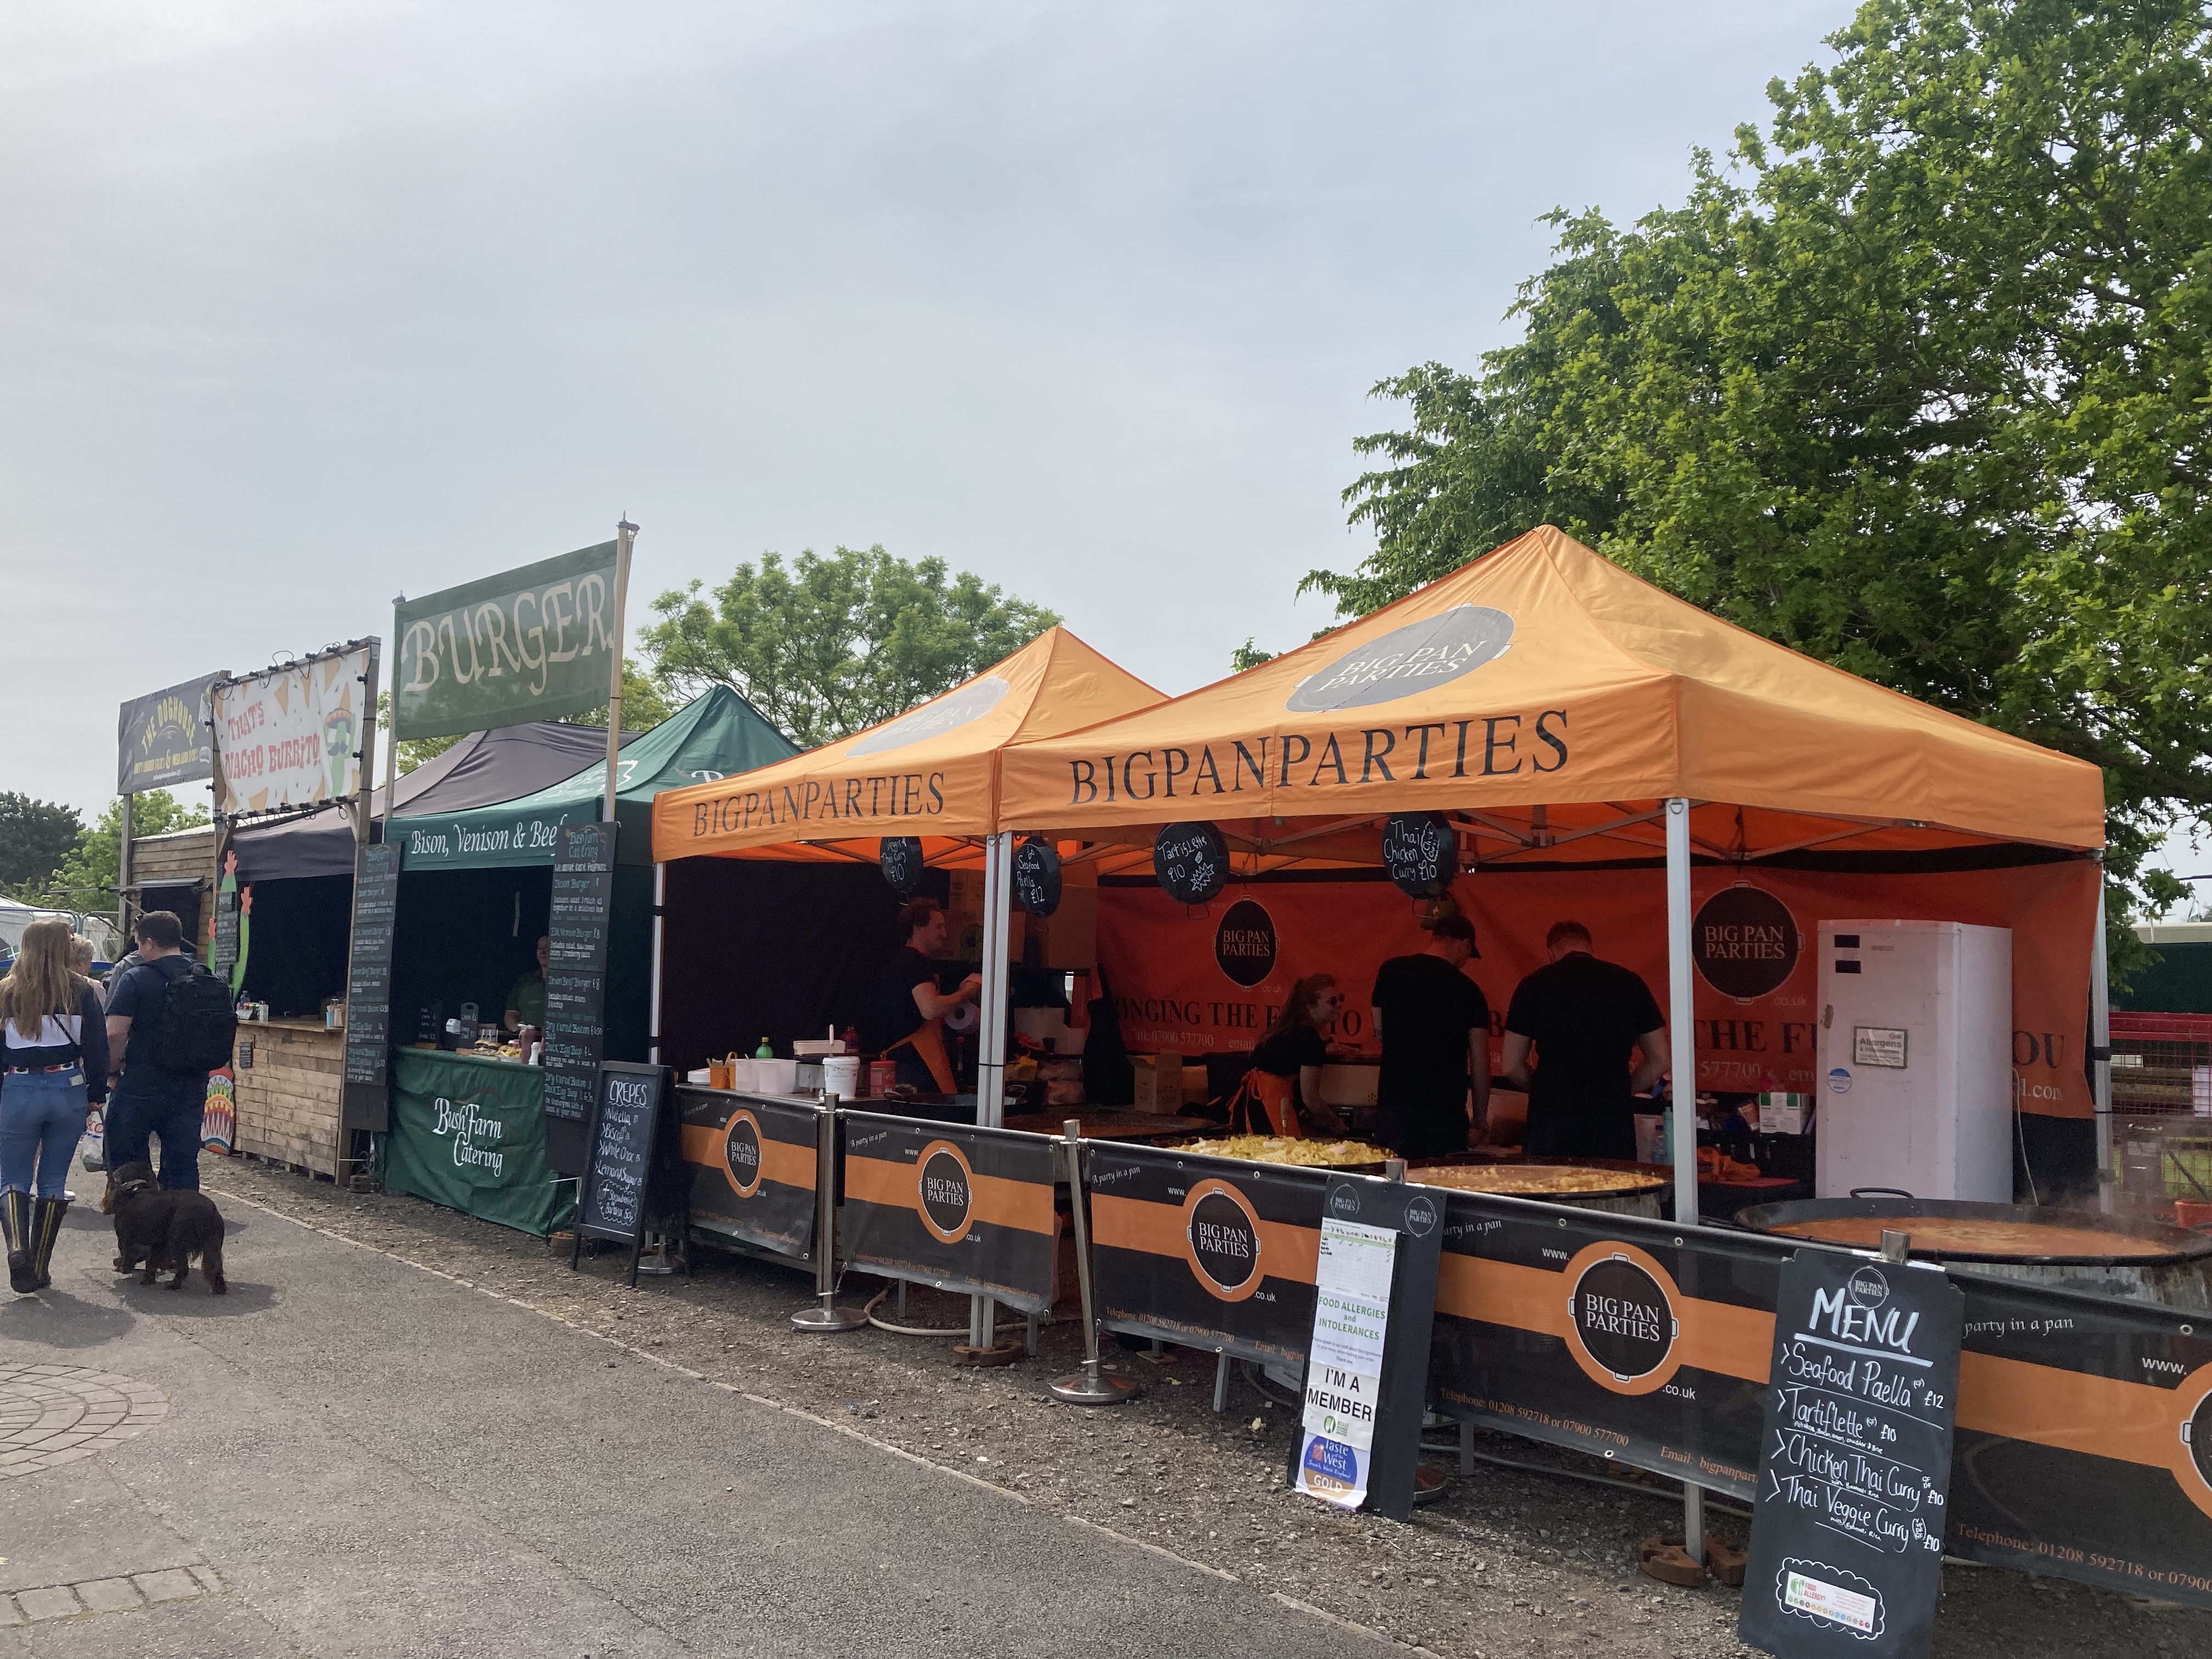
[675,1087,820,1262]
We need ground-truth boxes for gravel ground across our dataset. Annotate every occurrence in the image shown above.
[200,1156,2209,1659]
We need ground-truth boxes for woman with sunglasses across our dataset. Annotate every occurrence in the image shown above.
[1232,973,1351,1137]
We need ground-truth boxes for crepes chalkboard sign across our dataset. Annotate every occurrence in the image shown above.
[1013,836,1062,917]
[1740,1248,1963,1659]
[1154,821,1228,905]
[881,836,924,897]
[342,842,402,1127]
[1381,812,1454,899]
[543,821,619,1124]
[572,1060,674,1286]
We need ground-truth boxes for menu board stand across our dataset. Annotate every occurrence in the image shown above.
[571,1060,683,1288]
[1287,1175,1444,1521]
[543,821,619,1153]
[341,842,402,1131]
[1740,1244,1963,1659]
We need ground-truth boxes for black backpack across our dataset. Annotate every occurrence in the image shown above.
[150,963,239,1076]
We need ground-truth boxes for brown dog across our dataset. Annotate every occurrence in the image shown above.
[100,1163,227,1293]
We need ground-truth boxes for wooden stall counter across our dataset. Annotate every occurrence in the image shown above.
[230,1018,344,1177]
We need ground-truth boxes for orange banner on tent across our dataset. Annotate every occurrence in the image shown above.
[1095,858,2098,1118]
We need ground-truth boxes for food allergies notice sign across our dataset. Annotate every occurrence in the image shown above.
[1296,1215,1397,1510]
[542,821,618,1124]
[1740,1249,1963,1659]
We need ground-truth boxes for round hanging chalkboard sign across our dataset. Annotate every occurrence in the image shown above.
[1154,821,1229,906]
[1013,836,1062,917]
[1381,811,1455,899]
[880,836,924,897]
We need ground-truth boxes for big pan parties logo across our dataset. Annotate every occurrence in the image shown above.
[1692,885,1802,1001]
[1285,606,1515,713]
[917,1140,978,1243]
[722,1108,765,1199]
[1562,1243,1683,1394]
[1214,899,1277,988]
[1182,1179,1265,1301]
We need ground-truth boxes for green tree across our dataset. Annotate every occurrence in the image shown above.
[1310,0,2212,980]
[642,546,1060,748]
[0,793,83,895]
[42,791,211,915]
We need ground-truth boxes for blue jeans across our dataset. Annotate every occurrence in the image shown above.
[104,1084,205,1191]
[1,1068,89,1199]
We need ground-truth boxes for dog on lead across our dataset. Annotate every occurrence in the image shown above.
[100,1163,227,1293]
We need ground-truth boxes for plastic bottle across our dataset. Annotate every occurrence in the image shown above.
[755,1036,773,1059]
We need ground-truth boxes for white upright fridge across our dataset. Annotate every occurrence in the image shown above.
[1815,919,2014,1202]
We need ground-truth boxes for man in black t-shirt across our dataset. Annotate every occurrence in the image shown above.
[865,898,981,1093]
[1502,921,1669,1160]
[1370,916,1492,1159]
[102,911,211,1191]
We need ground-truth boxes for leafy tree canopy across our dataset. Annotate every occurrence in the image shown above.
[642,545,1060,749]
[41,791,210,916]
[0,793,84,895]
[1306,0,2212,972]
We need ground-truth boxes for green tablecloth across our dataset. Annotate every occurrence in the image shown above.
[379,1048,576,1237]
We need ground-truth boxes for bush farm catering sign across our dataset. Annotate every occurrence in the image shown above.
[393,541,622,740]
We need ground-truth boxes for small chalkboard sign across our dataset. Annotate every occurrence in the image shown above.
[1154,820,1229,905]
[543,821,619,1124]
[1381,812,1454,899]
[1013,836,1062,916]
[212,889,241,977]
[1740,1248,1963,1659]
[881,835,924,897]
[342,841,402,1128]
[571,1060,675,1286]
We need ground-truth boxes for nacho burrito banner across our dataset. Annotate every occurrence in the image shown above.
[393,540,621,741]
[214,646,374,816]
[1094,858,2098,1118]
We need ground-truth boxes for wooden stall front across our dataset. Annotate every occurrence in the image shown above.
[230,1019,344,1177]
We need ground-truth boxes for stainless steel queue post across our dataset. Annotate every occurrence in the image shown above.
[1664,797,1706,1566]
[791,1096,867,1332]
[1047,1120,1138,1406]
[2092,872,2114,1214]
[970,830,1015,1350]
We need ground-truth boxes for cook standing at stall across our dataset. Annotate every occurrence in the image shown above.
[1369,916,1491,1158]
[504,934,550,1034]
[1501,921,1669,1159]
[1235,974,1353,1137]
[866,898,981,1093]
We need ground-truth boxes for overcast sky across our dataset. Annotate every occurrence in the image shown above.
[7,0,1860,822]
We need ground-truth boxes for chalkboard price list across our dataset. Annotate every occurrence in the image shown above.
[543,821,619,1124]
[1741,1250,1963,1659]
[342,843,402,1088]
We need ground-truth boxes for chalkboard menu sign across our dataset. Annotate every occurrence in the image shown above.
[342,841,402,1126]
[1381,812,1454,899]
[1154,821,1228,905]
[211,889,240,977]
[543,821,619,1124]
[1740,1248,1962,1659]
[572,1059,673,1286]
[1013,836,1062,916]
[881,836,924,896]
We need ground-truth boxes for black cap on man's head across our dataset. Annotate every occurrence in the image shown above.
[1430,914,1479,956]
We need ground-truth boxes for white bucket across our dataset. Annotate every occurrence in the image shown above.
[823,1056,861,1099]
[754,1057,800,1094]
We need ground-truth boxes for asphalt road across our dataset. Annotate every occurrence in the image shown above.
[0,1192,1378,1659]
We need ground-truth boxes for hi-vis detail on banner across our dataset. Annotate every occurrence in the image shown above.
[393,541,620,740]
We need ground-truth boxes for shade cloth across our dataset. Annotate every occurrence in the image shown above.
[395,686,798,869]
[230,720,638,881]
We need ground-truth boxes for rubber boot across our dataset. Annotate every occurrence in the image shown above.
[4,1190,32,1294]
[28,1197,67,1291]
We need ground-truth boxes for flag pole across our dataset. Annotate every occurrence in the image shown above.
[603,520,637,823]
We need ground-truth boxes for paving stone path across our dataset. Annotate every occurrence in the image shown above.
[0,1363,170,1479]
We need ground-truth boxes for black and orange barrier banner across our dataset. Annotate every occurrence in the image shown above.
[839,1112,1062,1313]
[1085,1142,1327,1367]
[676,1087,819,1261]
[1427,1193,2212,1610]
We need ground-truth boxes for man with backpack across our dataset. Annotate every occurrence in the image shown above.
[103,911,236,1191]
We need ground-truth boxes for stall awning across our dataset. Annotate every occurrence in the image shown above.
[995,526,2105,866]
[230,721,640,882]
[651,628,1163,862]
[392,687,798,869]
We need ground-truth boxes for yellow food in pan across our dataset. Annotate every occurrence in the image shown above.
[1412,1164,1662,1196]
[1182,1136,1385,1167]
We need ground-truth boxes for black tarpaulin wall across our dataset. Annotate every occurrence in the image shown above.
[236,875,352,1018]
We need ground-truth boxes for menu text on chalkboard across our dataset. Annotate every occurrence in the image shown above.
[342,842,402,1125]
[572,1060,673,1286]
[1381,812,1454,899]
[1740,1248,1963,1659]
[881,836,923,897]
[543,821,619,1124]
[1013,836,1062,917]
[1154,821,1228,905]
[212,889,241,977]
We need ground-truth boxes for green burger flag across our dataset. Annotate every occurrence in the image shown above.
[393,541,621,740]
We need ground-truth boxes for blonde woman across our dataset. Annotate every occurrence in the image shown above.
[0,919,110,1293]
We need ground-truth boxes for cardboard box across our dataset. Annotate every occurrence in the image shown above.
[1132,1054,1184,1114]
